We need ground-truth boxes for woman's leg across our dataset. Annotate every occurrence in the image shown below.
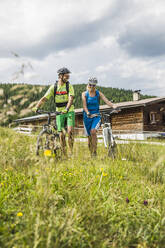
[88,135,92,154]
[90,129,97,156]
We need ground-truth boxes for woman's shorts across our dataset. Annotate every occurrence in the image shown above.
[83,115,101,136]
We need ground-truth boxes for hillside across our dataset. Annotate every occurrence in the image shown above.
[0,83,154,126]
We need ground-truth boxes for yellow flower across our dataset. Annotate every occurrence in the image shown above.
[102,173,108,177]
[100,168,104,172]
[0,182,4,187]
[96,175,100,179]
[17,212,23,217]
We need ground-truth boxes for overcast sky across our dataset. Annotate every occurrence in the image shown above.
[0,0,165,96]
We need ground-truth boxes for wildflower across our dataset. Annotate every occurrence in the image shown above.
[17,212,23,217]
[143,200,148,206]
[100,168,104,172]
[126,198,129,203]
[96,175,100,179]
[102,172,108,177]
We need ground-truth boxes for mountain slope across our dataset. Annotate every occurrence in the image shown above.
[0,83,154,126]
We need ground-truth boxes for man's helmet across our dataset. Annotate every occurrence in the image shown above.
[57,67,71,74]
[88,77,98,85]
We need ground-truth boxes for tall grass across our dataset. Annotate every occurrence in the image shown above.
[0,127,165,248]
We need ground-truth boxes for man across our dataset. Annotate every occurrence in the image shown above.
[33,67,75,156]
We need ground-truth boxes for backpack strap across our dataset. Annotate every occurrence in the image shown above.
[54,81,70,103]
[54,81,58,103]
[66,81,69,95]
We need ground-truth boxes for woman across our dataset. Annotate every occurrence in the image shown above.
[82,77,117,157]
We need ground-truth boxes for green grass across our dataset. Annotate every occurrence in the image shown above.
[0,127,165,248]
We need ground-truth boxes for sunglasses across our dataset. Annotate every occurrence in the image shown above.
[88,84,96,87]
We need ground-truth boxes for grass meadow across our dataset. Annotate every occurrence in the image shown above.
[0,127,165,248]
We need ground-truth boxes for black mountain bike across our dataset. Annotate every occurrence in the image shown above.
[36,110,62,157]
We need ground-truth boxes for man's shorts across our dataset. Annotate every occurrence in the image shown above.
[56,111,75,132]
[83,115,101,136]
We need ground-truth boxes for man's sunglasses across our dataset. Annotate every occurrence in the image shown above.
[88,84,96,87]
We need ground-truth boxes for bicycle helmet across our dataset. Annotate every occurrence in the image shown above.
[57,67,71,75]
[88,77,98,85]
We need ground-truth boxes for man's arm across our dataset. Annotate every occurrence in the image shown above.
[66,95,74,111]
[35,97,48,109]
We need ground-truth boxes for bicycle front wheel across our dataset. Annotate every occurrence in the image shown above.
[36,130,61,157]
[108,141,117,159]
[36,130,50,156]
[103,127,116,159]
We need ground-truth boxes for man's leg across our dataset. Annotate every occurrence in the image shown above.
[67,126,74,153]
[59,131,67,155]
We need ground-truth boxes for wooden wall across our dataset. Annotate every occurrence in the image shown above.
[110,107,143,131]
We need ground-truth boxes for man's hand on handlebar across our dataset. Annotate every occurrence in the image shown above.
[61,108,69,114]
[32,107,38,113]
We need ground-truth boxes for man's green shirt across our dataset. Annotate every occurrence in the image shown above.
[44,83,75,112]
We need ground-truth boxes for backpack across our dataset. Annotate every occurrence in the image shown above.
[54,81,70,103]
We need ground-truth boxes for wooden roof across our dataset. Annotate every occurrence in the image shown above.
[75,97,165,114]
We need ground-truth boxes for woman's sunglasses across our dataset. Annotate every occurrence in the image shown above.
[88,84,96,87]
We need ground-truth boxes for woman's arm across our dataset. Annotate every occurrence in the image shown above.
[82,92,89,114]
[99,91,114,108]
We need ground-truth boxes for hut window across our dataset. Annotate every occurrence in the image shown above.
[150,112,156,124]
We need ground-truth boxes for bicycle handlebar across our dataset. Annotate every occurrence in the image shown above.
[89,108,121,118]
[36,109,62,115]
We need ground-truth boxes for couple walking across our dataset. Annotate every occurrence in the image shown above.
[33,67,117,157]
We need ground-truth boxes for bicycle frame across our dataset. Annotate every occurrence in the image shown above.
[102,114,115,148]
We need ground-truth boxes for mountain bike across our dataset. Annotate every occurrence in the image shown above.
[36,110,62,157]
[90,108,120,158]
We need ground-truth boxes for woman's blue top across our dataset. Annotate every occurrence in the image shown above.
[83,90,100,116]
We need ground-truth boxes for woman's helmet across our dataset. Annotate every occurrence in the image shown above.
[57,67,71,74]
[88,77,98,85]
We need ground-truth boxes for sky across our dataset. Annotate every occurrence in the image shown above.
[0,0,165,96]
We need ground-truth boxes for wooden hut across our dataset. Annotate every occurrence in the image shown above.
[13,96,165,139]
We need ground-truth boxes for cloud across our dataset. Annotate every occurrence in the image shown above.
[0,0,165,97]
[118,8,165,57]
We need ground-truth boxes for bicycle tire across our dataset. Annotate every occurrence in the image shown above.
[108,140,117,159]
[36,130,49,156]
[103,127,110,148]
[103,127,117,158]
